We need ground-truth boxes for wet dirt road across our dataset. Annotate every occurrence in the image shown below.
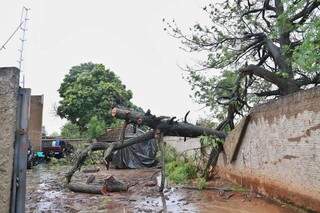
[26,165,298,213]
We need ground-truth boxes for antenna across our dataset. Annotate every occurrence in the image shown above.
[17,6,30,88]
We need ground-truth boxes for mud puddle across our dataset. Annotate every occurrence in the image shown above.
[26,164,297,212]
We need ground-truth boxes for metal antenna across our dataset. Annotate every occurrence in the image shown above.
[17,6,30,87]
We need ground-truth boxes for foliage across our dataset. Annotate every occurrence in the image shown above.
[163,144,179,163]
[293,18,320,74]
[70,143,104,166]
[163,144,200,185]
[196,118,217,129]
[166,0,320,126]
[61,122,82,139]
[85,116,106,140]
[200,135,223,148]
[57,62,134,129]
[49,132,60,137]
[196,177,208,190]
[166,160,197,184]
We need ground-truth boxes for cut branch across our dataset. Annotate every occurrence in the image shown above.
[111,108,227,139]
[65,130,155,183]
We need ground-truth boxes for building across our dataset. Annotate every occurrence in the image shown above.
[28,95,44,151]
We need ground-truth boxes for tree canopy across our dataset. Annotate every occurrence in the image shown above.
[166,0,320,128]
[57,62,134,129]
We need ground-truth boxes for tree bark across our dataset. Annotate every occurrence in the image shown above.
[111,108,227,139]
[67,177,128,194]
[67,183,103,194]
[239,64,299,95]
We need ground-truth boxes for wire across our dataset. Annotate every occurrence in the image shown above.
[0,21,24,52]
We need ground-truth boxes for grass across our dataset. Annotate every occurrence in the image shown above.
[161,144,201,185]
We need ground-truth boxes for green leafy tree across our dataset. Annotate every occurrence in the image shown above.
[85,116,106,140]
[57,62,134,129]
[49,132,60,137]
[166,0,320,128]
[60,122,82,139]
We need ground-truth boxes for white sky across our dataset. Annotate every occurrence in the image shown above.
[0,0,212,134]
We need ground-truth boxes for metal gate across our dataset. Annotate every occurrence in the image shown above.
[10,88,31,213]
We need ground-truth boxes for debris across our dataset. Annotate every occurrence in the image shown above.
[145,180,157,187]
[86,175,95,184]
[67,183,103,194]
[82,168,100,173]
[102,176,128,193]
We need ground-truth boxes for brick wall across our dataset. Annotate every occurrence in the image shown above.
[218,86,320,211]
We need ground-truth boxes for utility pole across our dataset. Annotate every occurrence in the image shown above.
[17,7,30,88]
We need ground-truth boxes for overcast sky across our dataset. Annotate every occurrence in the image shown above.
[0,0,212,134]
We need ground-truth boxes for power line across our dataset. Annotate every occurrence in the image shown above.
[0,20,24,52]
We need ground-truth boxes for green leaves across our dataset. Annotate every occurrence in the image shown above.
[57,62,134,129]
[85,116,106,140]
[293,18,320,73]
[167,0,320,123]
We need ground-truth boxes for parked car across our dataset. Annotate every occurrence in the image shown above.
[42,139,71,158]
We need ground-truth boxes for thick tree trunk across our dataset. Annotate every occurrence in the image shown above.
[111,108,227,139]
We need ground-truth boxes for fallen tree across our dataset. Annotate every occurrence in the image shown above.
[65,108,227,193]
[111,108,226,139]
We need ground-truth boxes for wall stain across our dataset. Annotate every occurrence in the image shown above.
[287,123,320,142]
[249,87,320,125]
[283,155,298,160]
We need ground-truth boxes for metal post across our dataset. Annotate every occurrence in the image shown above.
[156,129,165,192]
[10,88,30,213]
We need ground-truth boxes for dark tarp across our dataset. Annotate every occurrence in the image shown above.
[102,126,158,169]
[111,137,158,169]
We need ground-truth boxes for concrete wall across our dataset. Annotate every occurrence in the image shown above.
[0,67,20,212]
[164,136,200,156]
[218,86,320,211]
[28,95,43,151]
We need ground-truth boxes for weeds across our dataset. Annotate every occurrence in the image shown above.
[166,160,197,184]
[196,177,208,190]
[162,144,200,185]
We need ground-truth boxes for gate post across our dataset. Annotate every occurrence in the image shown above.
[10,88,31,213]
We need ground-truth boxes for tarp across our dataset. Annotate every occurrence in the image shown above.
[98,126,158,169]
[111,137,158,169]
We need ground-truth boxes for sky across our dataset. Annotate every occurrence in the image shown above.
[0,0,212,134]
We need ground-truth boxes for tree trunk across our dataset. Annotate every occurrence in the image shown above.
[67,176,128,194]
[111,108,227,139]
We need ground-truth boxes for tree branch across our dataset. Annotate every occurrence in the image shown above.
[255,90,281,97]
[290,1,320,24]
[239,64,299,94]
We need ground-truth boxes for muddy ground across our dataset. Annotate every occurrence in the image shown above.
[26,164,299,213]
